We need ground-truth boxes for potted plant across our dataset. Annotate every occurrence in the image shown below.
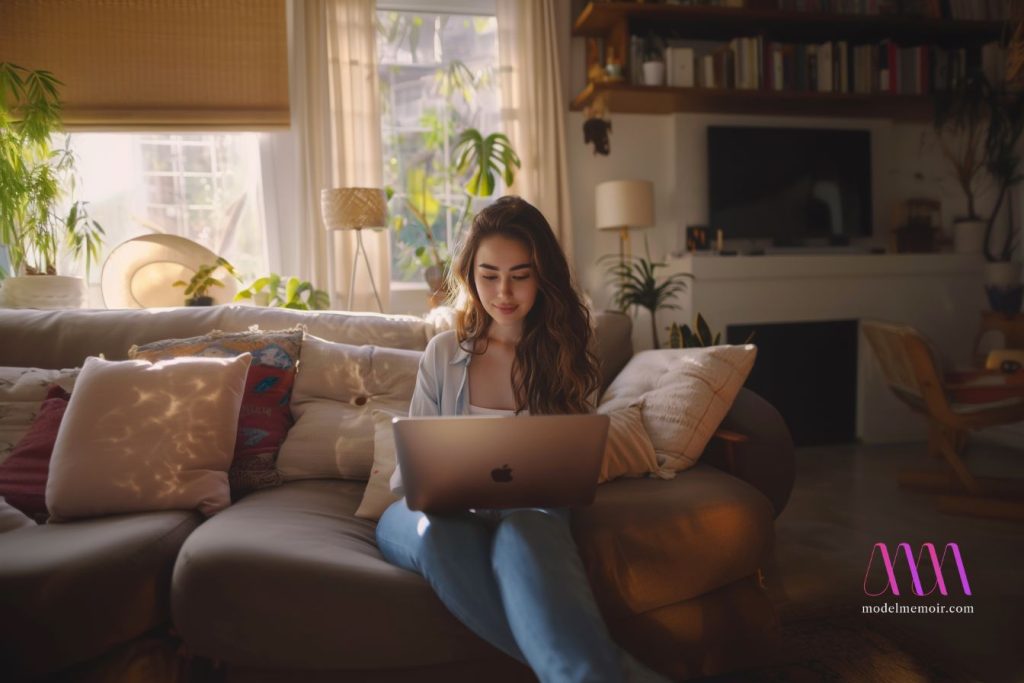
[172,257,238,306]
[0,63,104,308]
[667,313,755,348]
[933,71,990,255]
[603,240,690,349]
[392,127,520,305]
[234,273,330,310]
[641,34,666,87]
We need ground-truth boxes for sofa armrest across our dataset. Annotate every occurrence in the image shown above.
[701,388,795,517]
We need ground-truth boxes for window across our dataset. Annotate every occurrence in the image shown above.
[376,8,504,284]
[58,132,268,283]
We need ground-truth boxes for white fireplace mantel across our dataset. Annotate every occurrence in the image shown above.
[663,252,987,444]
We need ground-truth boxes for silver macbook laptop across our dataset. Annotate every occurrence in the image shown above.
[393,414,610,513]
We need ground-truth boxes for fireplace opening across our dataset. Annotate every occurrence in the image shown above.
[727,319,858,446]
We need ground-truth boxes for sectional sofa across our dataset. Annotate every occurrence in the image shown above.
[0,305,794,682]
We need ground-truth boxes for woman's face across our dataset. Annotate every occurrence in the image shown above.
[473,235,538,331]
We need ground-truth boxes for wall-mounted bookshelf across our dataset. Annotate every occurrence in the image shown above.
[571,2,1007,120]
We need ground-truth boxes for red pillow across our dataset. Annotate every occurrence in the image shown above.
[0,384,71,517]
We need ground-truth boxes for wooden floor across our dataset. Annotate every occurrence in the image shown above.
[764,438,1024,682]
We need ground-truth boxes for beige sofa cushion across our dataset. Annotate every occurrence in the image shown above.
[171,471,773,670]
[0,510,202,677]
[172,480,500,670]
[46,355,251,521]
[599,345,757,472]
[277,336,420,481]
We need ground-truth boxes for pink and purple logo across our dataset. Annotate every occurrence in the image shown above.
[863,542,972,597]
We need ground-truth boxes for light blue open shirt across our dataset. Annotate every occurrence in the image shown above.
[389,330,473,496]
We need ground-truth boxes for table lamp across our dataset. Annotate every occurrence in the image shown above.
[595,179,654,264]
[320,187,388,312]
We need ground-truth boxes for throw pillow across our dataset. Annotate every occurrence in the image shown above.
[45,354,251,521]
[599,345,757,472]
[277,335,421,481]
[0,366,79,462]
[596,405,668,484]
[354,410,403,521]
[0,496,36,532]
[129,328,303,494]
[0,384,71,517]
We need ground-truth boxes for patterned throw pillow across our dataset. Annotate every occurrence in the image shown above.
[0,384,71,518]
[129,328,303,495]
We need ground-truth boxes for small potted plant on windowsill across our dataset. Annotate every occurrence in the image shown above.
[172,257,238,306]
[0,63,105,309]
[234,273,330,310]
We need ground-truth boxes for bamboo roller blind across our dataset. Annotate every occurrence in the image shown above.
[0,0,289,129]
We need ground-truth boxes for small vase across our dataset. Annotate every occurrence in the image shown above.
[643,61,666,86]
[186,296,214,307]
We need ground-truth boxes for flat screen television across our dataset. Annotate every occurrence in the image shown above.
[707,126,872,244]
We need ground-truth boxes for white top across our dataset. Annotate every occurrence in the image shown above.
[468,403,517,416]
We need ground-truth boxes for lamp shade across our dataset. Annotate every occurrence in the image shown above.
[595,180,654,231]
[321,187,388,231]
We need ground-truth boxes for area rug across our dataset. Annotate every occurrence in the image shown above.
[694,614,979,683]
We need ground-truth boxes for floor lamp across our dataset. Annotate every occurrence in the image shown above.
[595,180,654,266]
[320,187,387,312]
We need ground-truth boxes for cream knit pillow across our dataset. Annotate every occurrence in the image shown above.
[599,345,757,472]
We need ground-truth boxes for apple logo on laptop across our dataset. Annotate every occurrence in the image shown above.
[491,465,513,483]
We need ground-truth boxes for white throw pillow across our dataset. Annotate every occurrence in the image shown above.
[45,354,251,521]
[355,409,403,520]
[599,345,756,472]
[0,366,79,464]
[276,335,421,481]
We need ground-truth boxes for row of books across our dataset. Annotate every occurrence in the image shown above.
[776,0,1012,19]
[639,37,1004,94]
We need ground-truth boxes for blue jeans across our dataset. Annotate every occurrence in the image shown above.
[375,498,669,683]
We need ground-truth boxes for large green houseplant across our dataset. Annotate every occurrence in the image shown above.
[395,127,520,301]
[0,63,103,307]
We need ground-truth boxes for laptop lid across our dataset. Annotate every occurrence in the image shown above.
[393,414,610,513]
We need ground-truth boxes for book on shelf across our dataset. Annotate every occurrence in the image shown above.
[666,47,696,87]
[627,33,999,97]
[776,0,1009,18]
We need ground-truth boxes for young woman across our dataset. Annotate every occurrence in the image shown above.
[376,196,668,683]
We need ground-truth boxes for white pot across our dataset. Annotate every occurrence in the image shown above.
[0,275,87,309]
[984,261,1022,288]
[953,219,986,254]
[643,61,666,86]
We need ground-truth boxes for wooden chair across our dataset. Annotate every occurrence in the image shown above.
[861,319,1024,520]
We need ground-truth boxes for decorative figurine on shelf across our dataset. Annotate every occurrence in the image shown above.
[583,92,611,156]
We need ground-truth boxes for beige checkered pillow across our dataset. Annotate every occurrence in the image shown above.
[599,346,757,472]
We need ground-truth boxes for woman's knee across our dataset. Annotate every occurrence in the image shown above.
[492,509,575,564]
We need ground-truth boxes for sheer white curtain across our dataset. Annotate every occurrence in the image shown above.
[496,0,574,259]
[296,0,389,311]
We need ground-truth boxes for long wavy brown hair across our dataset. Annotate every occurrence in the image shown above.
[449,196,600,415]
